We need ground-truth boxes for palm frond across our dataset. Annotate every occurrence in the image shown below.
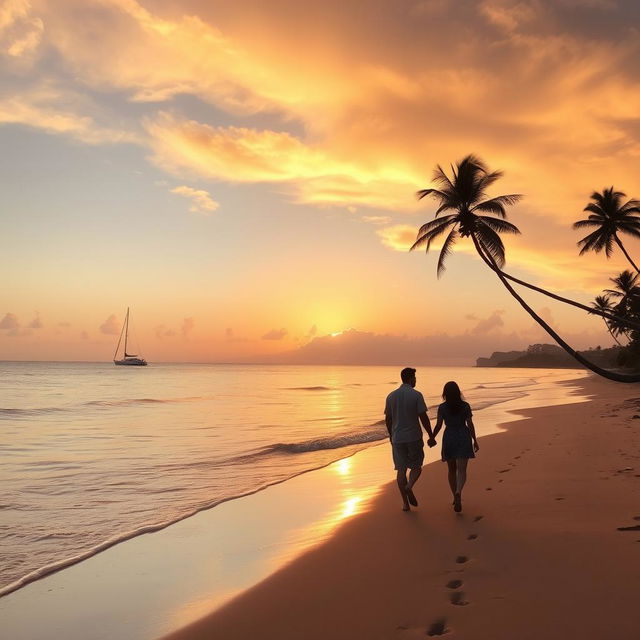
[436,228,458,278]
[416,188,447,201]
[572,219,600,230]
[472,194,522,218]
[415,214,457,238]
[475,225,506,268]
[577,229,607,255]
[410,218,457,252]
[478,216,521,234]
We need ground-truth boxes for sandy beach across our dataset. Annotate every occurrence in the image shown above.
[162,374,640,640]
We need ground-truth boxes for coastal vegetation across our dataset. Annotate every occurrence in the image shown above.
[412,155,640,382]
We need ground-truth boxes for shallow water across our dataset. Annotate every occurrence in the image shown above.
[0,362,587,595]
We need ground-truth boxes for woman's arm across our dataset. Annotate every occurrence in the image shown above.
[432,416,443,439]
[467,415,479,452]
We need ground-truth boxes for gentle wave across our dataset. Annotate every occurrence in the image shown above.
[473,378,537,390]
[283,386,334,391]
[1,396,207,416]
[262,426,388,455]
[0,407,67,417]
[84,396,205,407]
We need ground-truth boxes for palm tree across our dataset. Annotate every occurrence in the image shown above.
[411,155,521,276]
[604,270,640,339]
[604,270,640,303]
[573,187,640,272]
[589,295,622,345]
[412,154,640,383]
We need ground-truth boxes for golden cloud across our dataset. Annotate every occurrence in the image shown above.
[0,0,43,62]
[170,185,219,214]
[0,86,139,144]
[145,112,421,208]
[376,225,418,252]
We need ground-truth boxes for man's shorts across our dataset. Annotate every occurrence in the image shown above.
[392,439,424,470]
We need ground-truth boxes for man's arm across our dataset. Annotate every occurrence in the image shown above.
[419,412,433,439]
[385,414,393,441]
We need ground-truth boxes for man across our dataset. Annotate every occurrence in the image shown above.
[384,367,435,511]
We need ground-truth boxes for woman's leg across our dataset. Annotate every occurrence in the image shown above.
[455,458,468,495]
[446,460,457,497]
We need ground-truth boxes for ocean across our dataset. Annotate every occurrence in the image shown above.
[0,362,587,597]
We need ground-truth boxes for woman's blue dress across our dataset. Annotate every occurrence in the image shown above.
[438,401,475,461]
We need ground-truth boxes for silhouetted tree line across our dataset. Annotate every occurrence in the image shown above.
[413,155,640,383]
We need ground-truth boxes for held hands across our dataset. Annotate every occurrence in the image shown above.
[473,440,480,453]
[427,437,437,448]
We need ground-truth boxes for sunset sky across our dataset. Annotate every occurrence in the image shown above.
[2,0,640,364]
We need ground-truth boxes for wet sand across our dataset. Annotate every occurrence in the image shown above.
[163,375,640,640]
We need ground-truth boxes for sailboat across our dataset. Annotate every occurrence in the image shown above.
[113,307,148,366]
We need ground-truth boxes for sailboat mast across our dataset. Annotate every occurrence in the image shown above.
[124,307,130,355]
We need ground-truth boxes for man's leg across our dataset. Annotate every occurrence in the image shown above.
[406,467,422,491]
[396,468,410,510]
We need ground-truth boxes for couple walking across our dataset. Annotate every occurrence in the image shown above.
[384,367,479,513]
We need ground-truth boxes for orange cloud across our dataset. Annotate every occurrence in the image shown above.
[376,225,417,252]
[262,328,288,341]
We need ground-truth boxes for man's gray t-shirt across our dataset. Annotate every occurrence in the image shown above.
[384,384,428,443]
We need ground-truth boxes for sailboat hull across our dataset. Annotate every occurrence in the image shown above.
[114,357,147,366]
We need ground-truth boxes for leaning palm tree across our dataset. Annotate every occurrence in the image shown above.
[412,154,640,383]
[573,187,640,272]
[412,155,522,276]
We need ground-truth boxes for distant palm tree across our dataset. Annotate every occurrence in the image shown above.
[589,295,622,345]
[573,187,640,272]
[604,269,640,303]
[412,155,640,383]
[604,270,640,338]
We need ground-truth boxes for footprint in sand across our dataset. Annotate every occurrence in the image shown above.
[474,515,484,522]
[467,534,478,540]
[485,487,492,491]
[499,469,511,473]
[450,591,469,606]
[617,524,640,531]
[426,619,448,636]
[446,579,463,589]
[555,497,565,501]
[455,555,469,564]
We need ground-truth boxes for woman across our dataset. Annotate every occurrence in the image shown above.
[432,381,479,512]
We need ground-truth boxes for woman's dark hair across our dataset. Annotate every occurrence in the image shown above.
[442,380,464,414]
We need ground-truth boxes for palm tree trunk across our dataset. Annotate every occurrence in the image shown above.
[476,249,640,332]
[472,235,640,383]
[613,235,640,273]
